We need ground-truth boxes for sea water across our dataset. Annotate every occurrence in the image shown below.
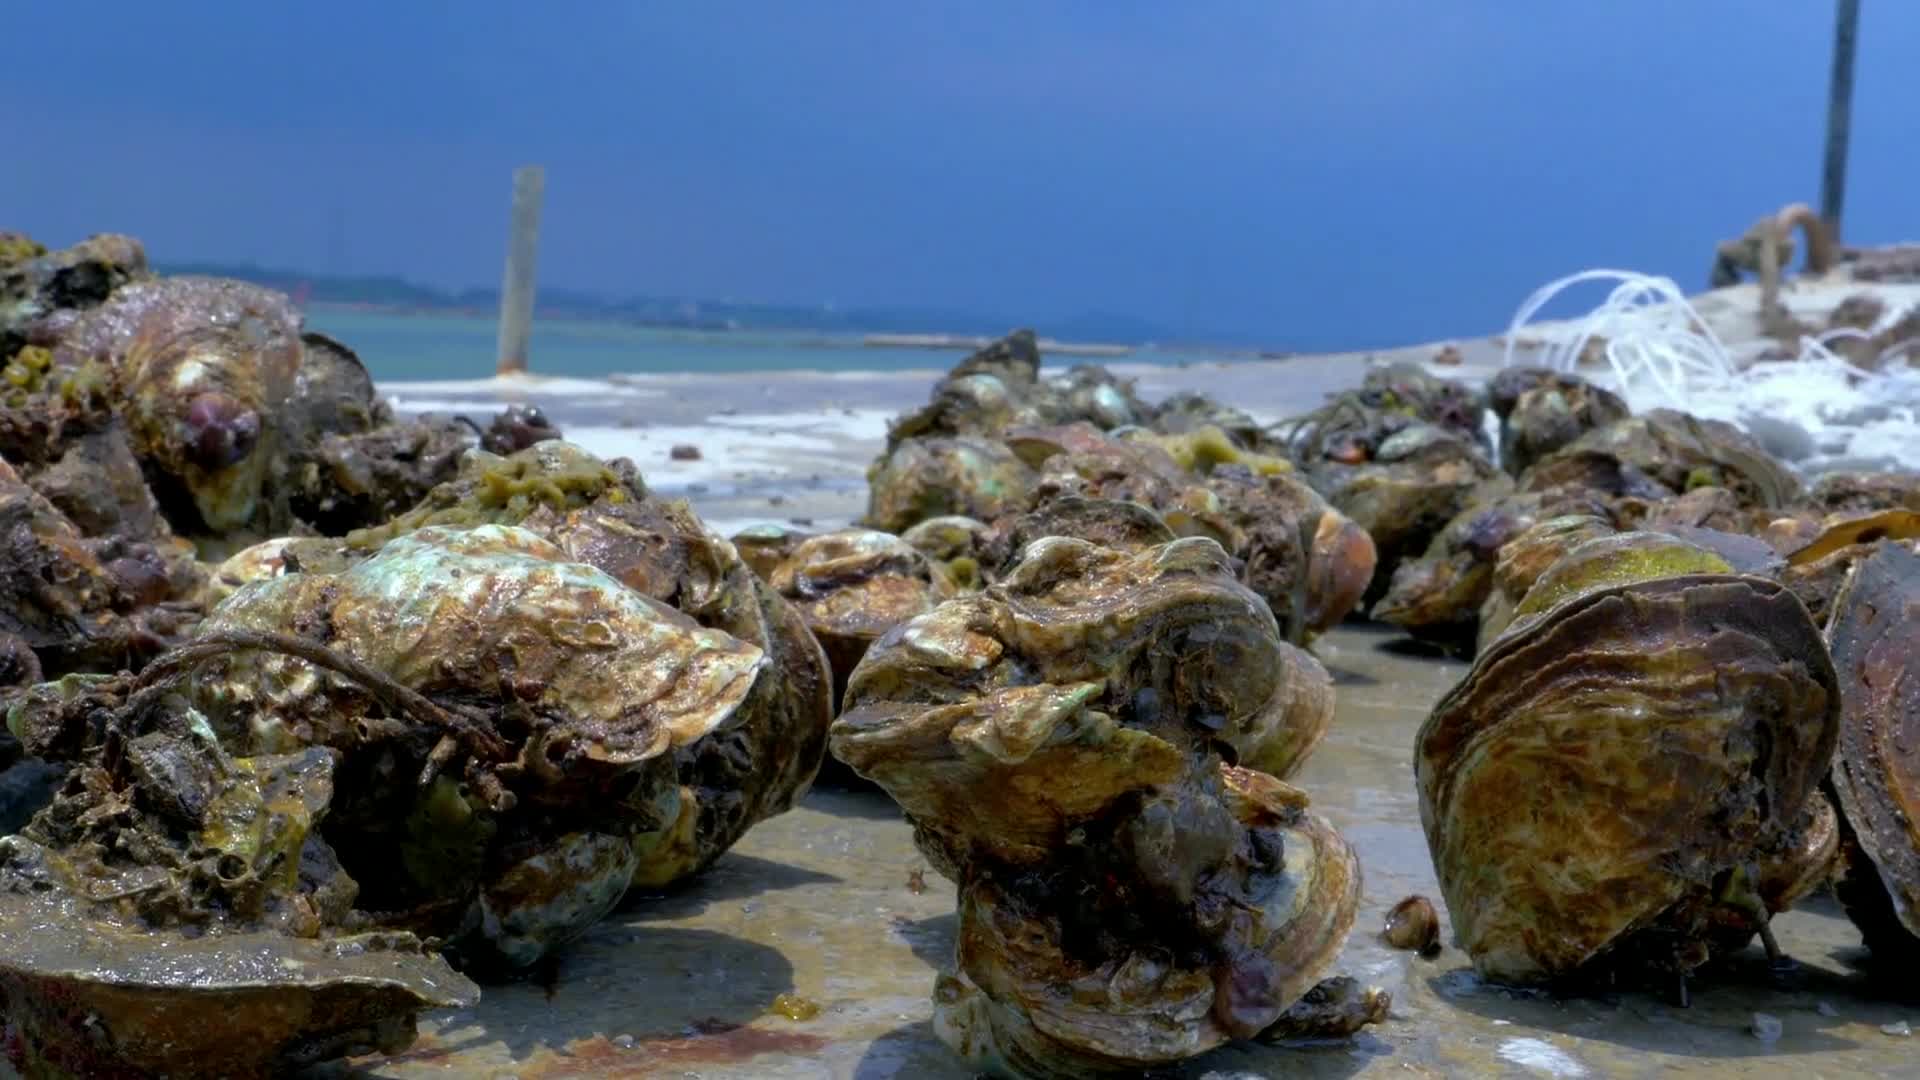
[309,308,1236,382]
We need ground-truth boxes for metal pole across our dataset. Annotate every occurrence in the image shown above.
[496,165,546,375]
[1819,0,1860,244]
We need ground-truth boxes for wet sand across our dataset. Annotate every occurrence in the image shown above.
[343,625,1920,1080]
[348,320,1920,1078]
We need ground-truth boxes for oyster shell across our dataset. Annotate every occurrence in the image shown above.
[1824,542,1920,962]
[51,276,305,535]
[1375,488,1611,651]
[1307,424,1501,599]
[1419,532,1840,986]
[767,528,955,707]
[882,331,1155,452]
[1807,470,1920,515]
[730,522,814,581]
[180,524,766,967]
[1521,410,1801,510]
[0,233,149,357]
[0,887,475,1080]
[1487,367,1630,476]
[832,536,1356,1074]
[865,435,1038,534]
[216,442,835,895]
[1474,513,1619,654]
[900,516,992,591]
[0,697,476,1077]
[0,459,196,677]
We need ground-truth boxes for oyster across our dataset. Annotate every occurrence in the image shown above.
[883,331,1154,451]
[978,496,1176,575]
[767,528,955,707]
[900,515,992,591]
[832,536,1357,1075]
[221,442,835,895]
[1201,467,1376,640]
[1375,488,1611,651]
[51,276,305,535]
[1823,542,1920,962]
[0,459,196,676]
[1474,513,1619,654]
[1419,532,1840,987]
[1487,367,1630,475]
[176,524,766,968]
[1520,410,1801,511]
[1306,423,1501,599]
[1808,471,1920,515]
[865,435,1038,534]
[0,687,475,1077]
[288,414,481,535]
[0,233,149,357]
[1150,390,1267,450]
[730,522,814,581]
[1781,512,1920,627]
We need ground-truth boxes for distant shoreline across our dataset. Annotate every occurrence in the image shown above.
[304,300,1284,361]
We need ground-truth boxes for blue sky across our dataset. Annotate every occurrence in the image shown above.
[3,3,1910,348]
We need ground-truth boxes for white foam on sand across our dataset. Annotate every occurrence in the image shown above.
[705,408,895,443]
[556,415,883,494]
[377,374,659,398]
[1496,1037,1588,1078]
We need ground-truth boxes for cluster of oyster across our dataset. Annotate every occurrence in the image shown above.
[0,235,837,1076]
[1404,408,1920,996]
[843,330,1376,652]
[830,535,1380,1075]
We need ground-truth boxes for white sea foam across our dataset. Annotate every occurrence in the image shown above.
[1496,1037,1588,1078]
[1504,269,1920,474]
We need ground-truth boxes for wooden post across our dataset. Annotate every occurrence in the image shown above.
[496,165,546,376]
[1819,0,1860,244]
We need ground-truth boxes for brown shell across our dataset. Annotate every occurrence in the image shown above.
[1488,367,1631,476]
[54,276,305,534]
[1474,513,1619,654]
[0,890,476,1080]
[767,528,954,707]
[832,536,1352,1073]
[1314,425,1501,600]
[1520,409,1801,511]
[730,522,814,580]
[1825,541,1920,959]
[864,435,1038,534]
[1419,533,1840,984]
[1375,488,1610,649]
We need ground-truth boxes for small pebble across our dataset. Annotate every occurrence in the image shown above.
[1816,1001,1839,1018]
[611,1034,636,1049]
[1882,1020,1911,1037]
[771,992,822,1021]
[1750,1012,1782,1043]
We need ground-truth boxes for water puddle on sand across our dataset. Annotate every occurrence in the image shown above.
[327,623,1920,1079]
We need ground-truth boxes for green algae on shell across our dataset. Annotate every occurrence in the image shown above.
[1418,532,1840,986]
